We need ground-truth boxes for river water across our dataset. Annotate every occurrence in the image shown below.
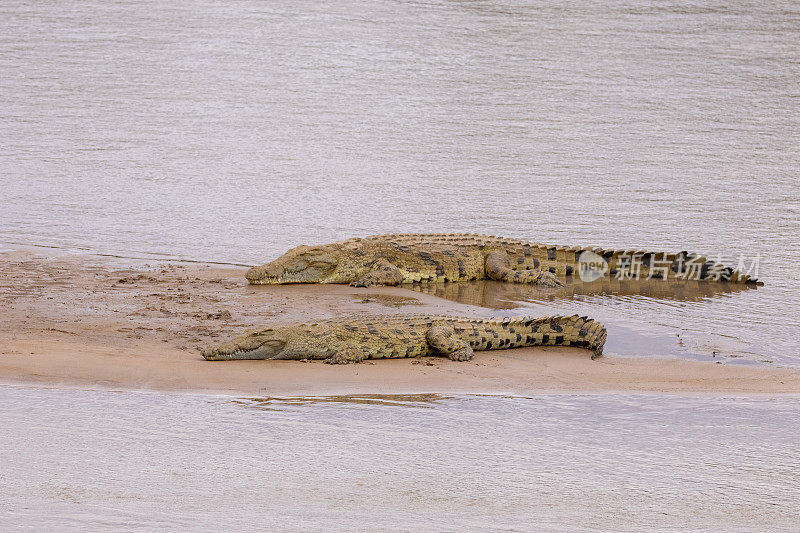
[1,0,799,529]
[1,385,800,531]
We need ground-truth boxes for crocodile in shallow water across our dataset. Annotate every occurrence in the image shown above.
[245,233,759,287]
[201,314,607,364]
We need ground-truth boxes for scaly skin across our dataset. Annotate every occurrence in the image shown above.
[201,314,607,364]
[245,233,760,287]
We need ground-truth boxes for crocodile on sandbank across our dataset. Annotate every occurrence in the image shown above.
[245,233,760,287]
[201,314,607,364]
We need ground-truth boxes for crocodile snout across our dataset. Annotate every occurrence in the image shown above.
[246,263,283,283]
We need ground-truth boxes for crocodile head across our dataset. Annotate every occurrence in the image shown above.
[246,245,341,284]
[201,328,288,360]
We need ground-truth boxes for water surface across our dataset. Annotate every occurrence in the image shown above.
[1,385,799,531]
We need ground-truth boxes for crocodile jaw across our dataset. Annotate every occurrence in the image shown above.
[245,264,335,284]
[246,246,339,284]
[201,334,287,360]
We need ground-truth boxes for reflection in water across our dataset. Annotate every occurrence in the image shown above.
[229,393,447,410]
[409,278,756,310]
[350,293,422,308]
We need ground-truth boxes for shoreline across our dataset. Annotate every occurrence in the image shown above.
[2,246,798,397]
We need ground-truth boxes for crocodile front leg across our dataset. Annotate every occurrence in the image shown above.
[350,259,404,287]
[324,343,368,364]
[485,250,563,287]
[426,325,474,361]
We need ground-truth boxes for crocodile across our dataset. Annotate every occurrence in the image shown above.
[245,233,760,287]
[201,314,607,364]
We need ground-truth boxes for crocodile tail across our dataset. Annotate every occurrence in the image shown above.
[527,245,761,285]
[501,315,607,358]
[546,315,607,358]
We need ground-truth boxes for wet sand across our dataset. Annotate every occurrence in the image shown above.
[2,247,798,396]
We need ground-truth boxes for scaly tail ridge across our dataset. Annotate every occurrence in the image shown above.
[502,315,607,358]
